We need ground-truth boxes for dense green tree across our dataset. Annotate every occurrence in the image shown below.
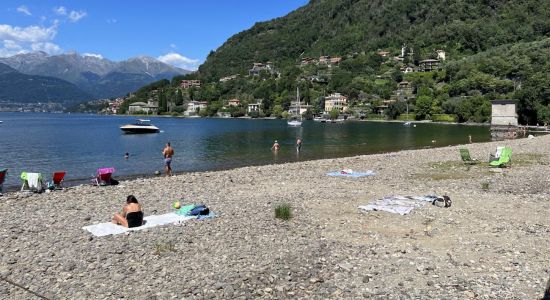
[415,96,433,120]
[386,101,406,120]
[329,108,340,120]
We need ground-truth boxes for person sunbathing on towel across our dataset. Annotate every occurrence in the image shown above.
[111,195,143,228]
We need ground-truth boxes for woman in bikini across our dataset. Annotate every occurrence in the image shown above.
[111,195,144,228]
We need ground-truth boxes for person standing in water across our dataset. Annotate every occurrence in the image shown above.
[296,137,302,152]
[162,142,174,176]
[271,140,280,151]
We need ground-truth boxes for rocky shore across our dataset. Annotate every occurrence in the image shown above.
[1,134,549,299]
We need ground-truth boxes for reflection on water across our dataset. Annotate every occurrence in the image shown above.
[0,113,490,187]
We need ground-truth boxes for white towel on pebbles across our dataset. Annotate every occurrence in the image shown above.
[83,213,197,237]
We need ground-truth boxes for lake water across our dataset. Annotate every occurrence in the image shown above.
[0,113,490,188]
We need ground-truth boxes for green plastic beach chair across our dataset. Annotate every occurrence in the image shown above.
[459,148,479,165]
[20,172,45,192]
[489,147,512,167]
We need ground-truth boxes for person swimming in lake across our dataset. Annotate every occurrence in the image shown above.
[124,152,129,159]
[296,137,302,152]
[271,140,280,151]
[111,195,143,228]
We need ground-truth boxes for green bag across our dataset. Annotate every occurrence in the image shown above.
[175,204,195,215]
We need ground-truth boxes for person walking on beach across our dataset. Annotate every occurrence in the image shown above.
[162,142,174,176]
[296,137,302,152]
[271,140,280,151]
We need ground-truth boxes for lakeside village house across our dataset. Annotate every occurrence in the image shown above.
[324,93,349,113]
[127,100,159,115]
[490,99,519,140]
[185,100,208,116]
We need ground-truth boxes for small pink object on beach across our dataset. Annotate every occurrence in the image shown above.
[341,169,353,174]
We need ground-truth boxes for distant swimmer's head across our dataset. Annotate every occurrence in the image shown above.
[275,140,278,143]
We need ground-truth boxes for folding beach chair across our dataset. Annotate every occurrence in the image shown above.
[20,172,45,192]
[51,171,66,189]
[92,167,115,186]
[489,146,505,162]
[459,148,479,165]
[489,147,512,167]
[0,168,7,195]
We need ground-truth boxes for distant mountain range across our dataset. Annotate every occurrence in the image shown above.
[0,63,92,104]
[0,52,191,101]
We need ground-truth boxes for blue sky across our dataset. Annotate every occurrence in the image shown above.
[0,1,308,70]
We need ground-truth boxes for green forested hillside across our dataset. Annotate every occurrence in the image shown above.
[199,0,550,80]
[0,63,92,104]
[123,0,550,124]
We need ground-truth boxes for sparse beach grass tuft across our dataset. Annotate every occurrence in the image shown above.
[275,203,292,220]
[153,241,176,256]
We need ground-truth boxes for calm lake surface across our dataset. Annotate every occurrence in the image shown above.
[0,113,490,188]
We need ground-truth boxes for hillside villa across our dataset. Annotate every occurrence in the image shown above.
[227,99,240,107]
[247,102,261,113]
[219,75,238,82]
[249,62,276,76]
[180,80,202,89]
[418,59,441,71]
[324,93,348,113]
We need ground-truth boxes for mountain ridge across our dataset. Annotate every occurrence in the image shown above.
[0,52,191,99]
[0,62,93,104]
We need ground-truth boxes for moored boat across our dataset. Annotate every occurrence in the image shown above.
[120,119,160,134]
[287,87,303,127]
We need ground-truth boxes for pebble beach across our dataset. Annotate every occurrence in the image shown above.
[1,134,549,299]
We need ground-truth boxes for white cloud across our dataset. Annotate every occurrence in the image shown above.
[54,6,66,16]
[53,6,86,23]
[17,5,32,16]
[157,52,200,71]
[0,40,26,57]
[3,40,22,50]
[0,24,57,43]
[68,10,87,22]
[31,42,61,54]
[83,52,103,59]
[0,23,61,57]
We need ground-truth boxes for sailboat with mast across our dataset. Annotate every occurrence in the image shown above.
[287,86,302,127]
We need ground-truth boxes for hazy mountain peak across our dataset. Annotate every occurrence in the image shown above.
[0,51,190,99]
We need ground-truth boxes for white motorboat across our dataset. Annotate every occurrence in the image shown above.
[120,119,160,134]
[287,119,302,126]
[313,117,327,123]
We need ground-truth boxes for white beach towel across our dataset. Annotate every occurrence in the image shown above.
[83,213,197,237]
[26,173,42,190]
[359,195,440,215]
[326,170,375,178]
